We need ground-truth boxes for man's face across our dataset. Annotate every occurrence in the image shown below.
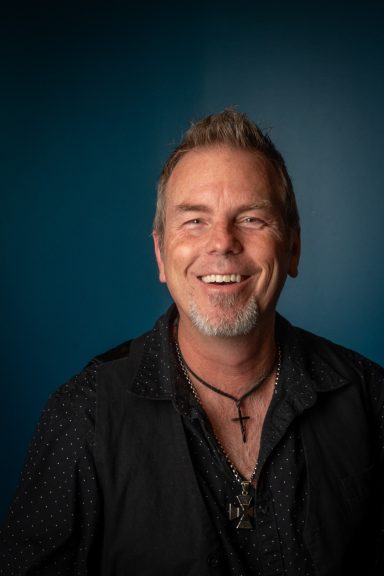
[153,145,300,337]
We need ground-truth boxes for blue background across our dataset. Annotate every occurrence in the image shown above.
[1,1,383,520]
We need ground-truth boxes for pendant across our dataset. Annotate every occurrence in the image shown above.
[228,481,254,529]
[231,400,250,443]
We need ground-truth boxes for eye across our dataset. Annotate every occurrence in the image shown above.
[239,216,265,227]
[184,218,203,227]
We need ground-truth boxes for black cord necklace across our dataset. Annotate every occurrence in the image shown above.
[175,334,279,443]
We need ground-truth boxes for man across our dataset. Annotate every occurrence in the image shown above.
[1,109,383,575]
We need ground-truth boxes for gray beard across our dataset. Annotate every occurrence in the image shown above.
[189,293,260,337]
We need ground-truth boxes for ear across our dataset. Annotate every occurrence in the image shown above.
[288,228,301,278]
[153,231,167,284]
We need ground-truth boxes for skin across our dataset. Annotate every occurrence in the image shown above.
[154,144,299,363]
[153,144,300,477]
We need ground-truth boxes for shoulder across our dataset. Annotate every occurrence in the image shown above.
[32,339,137,454]
[48,307,171,422]
[278,314,384,391]
[48,338,135,412]
[299,325,382,379]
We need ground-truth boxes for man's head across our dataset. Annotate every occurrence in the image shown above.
[153,108,300,253]
[153,109,301,338]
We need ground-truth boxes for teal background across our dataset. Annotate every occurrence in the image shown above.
[1,1,383,519]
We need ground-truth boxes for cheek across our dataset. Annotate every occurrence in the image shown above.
[256,246,291,282]
[164,238,197,270]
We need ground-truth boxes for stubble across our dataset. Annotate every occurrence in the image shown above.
[189,293,260,337]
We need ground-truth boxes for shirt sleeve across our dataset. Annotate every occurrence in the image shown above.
[0,365,101,575]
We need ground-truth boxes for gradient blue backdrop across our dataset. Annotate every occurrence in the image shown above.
[1,1,383,520]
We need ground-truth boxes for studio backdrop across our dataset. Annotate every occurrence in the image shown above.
[1,1,383,520]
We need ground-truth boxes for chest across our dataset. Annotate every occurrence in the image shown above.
[196,382,275,479]
[183,395,313,575]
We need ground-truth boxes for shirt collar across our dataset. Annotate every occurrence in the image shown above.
[127,306,350,404]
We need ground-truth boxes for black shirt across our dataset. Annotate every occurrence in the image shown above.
[174,338,314,576]
[1,306,383,575]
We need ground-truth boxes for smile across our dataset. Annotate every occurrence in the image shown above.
[200,274,245,284]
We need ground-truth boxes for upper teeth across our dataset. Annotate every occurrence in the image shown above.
[201,274,242,283]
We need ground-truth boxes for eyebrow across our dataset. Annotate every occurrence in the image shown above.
[174,203,212,214]
[174,200,273,214]
[238,201,274,211]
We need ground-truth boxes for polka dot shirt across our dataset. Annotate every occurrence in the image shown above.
[178,347,315,576]
[1,306,383,575]
[0,366,101,575]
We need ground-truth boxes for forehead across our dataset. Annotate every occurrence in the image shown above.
[165,145,280,208]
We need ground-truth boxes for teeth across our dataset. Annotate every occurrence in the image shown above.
[201,274,242,284]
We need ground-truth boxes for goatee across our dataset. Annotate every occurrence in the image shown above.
[189,294,259,337]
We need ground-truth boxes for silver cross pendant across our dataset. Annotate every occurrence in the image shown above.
[228,481,254,529]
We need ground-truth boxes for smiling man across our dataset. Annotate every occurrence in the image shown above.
[154,146,299,340]
[1,109,383,575]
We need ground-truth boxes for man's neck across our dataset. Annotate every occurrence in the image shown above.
[176,313,277,397]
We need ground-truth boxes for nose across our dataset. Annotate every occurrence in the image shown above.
[206,222,242,255]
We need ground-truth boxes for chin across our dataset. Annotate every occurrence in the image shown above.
[189,297,260,337]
